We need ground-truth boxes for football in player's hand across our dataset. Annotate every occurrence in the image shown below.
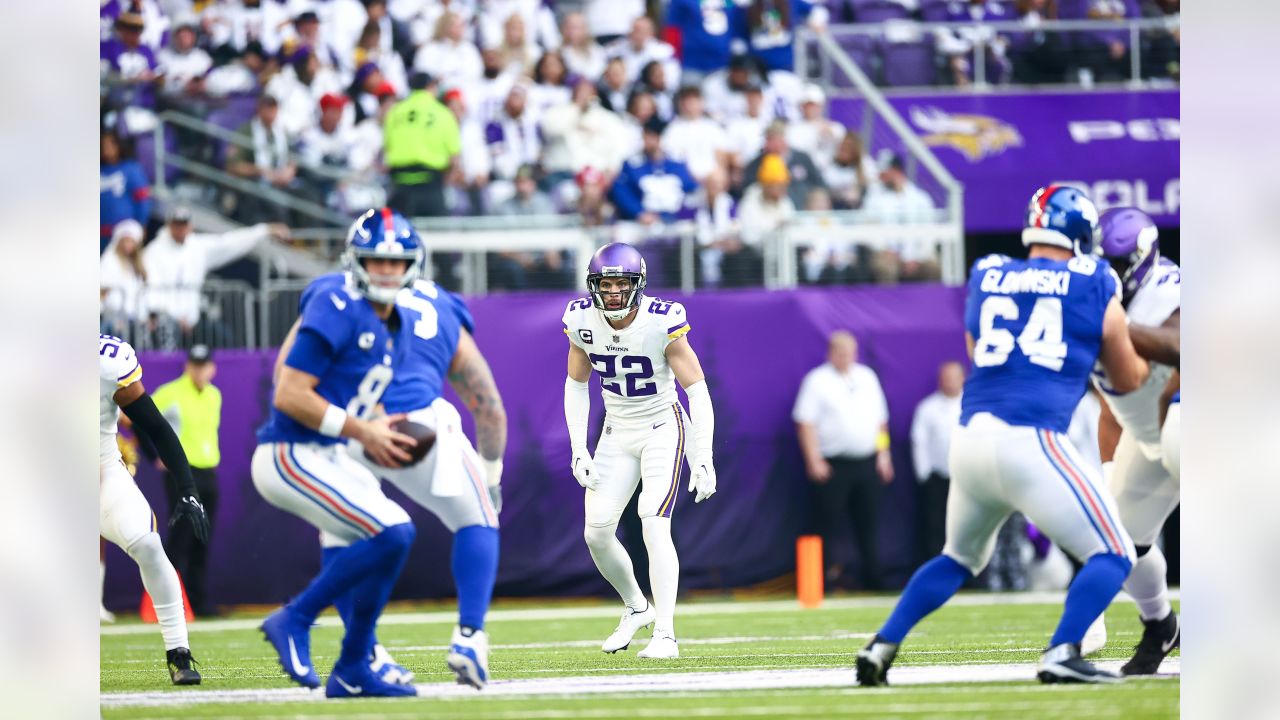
[366,420,436,467]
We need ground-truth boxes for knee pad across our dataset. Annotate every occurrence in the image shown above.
[1134,544,1151,558]
[583,523,617,551]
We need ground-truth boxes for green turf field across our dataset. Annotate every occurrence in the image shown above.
[101,593,1178,718]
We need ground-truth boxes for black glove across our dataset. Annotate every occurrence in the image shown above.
[170,495,210,544]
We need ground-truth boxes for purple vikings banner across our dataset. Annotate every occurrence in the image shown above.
[105,286,969,610]
[830,90,1180,232]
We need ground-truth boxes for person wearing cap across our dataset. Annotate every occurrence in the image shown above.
[442,87,493,214]
[611,116,699,227]
[100,219,149,338]
[786,83,844,174]
[100,128,153,252]
[352,18,408,100]
[158,17,213,100]
[732,153,794,285]
[741,120,826,208]
[265,45,345,136]
[146,346,223,616]
[143,208,289,346]
[298,93,359,206]
[384,71,460,219]
[574,166,614,227]
[101,11,162,110]
[861,151,941,282]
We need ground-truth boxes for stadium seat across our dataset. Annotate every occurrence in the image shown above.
[833,35,878,87]
[920,0,955,23]
[882,41,938,86]
[854,1,911,24]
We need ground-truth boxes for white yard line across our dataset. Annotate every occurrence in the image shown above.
[100,589,1180,637]
[101,659,1179,708]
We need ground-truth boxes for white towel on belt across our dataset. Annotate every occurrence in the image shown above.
[415,398,466,498]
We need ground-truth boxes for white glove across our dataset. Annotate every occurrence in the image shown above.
[483,458,504,514]
[572,451,598,491]
[688,458,717,503]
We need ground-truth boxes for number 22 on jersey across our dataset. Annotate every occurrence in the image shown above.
[973,296,1067,371]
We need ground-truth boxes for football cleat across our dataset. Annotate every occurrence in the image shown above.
[370,643,415,686]
[855,636,899,687]
[100,604,116,624]
[260,608,321,688]
[1081,615,1108,657]
[637,632,679,659]
[166,647,202,686]
[446,626,490,690]
[1037,642,1123,684]
[1120,610,1179,676]
[602,602,655,653]
[326,660,418,699]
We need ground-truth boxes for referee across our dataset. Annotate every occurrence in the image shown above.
[151,344,222,617]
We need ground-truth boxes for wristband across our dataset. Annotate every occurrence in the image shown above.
[319,404,348,438]
[876,430,890,452]
[482,458,504,488]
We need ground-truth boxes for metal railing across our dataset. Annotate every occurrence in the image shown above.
[99,279,257,351]
[809,17,1179,91]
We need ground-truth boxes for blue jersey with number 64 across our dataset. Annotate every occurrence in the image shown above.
[257,277,417,445]
[960,253,1117,434]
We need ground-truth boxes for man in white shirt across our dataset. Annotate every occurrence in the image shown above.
[861,153,941,281]
[157,18,212,100]
[793,331,894,590]
[660,86,732,183]
[605,16,681,87]
[909,360,964,564]
[143,207,289,346]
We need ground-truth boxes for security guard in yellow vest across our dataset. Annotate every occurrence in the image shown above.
[150,344,222,616]
[383,71,460,219]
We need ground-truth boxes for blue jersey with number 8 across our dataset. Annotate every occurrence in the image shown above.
[257,278,416,445]
[960,253,1117,434]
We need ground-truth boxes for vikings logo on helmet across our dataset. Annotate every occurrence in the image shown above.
[586,243,647,321]
[343,208,426,304]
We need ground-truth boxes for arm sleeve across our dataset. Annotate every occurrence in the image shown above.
[121,393,198,498]
[685,379,714,462]
[202,225,269,271]
[564,376,591,452]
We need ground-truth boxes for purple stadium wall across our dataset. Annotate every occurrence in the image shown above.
[104,285,969,610]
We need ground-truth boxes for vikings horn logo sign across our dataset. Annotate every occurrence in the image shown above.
[909,106,1023,162]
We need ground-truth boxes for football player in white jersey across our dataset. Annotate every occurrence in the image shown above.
[99,334,211,685]
[562,243,717,659]
[1092,208,1182,675]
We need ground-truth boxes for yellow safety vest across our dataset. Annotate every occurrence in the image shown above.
[151,374,221,469]
[382,91,461,183]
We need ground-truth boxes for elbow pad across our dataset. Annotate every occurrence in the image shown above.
[564,376,590,452]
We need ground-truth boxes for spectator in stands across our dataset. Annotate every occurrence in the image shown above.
[101,10,161,112]
[560,11,608,81]
[611,118,698,227]
[661,86,733,183]
[285,10,344,80]
[620,88,659,159]
[345,82,397,211]
[485,83,542,207]
[745,0,829,73]
[225,94,298,224]
[462,48,520,126]
[694,166,739,288]
[157,17,212,103]
[734,153,793,285]
[1063,0,1141,82]
[397,0,477,50]
[596,56,632,114]
[476,0,561,54]
[1008,0,1070,84]
[413,11,483,88]
[204,41,270,98]
[143,207,288,348]
[1140,0,1180,79]
[786,84,844,174]
[201,0,287,58]
[530,51,573,119]
[490,164,568,290]
[298,94,358,209]
[353,20,408,96]
[935,0,1013,86]
[540,78,632,184]
[742,121,826,208]
[607,16,681,87]
[360,0,413,65]
[911,360,965,564]
[100,129,153,252]
[100,219,149,337]
[798,187,873,285]
[862,153,941,282]
[702,53,764,123]
[383,72,460,218]
[584,0,646,45]
[266,46,343,136]
[573,166,615,227]
[444,88,494,215]
[635,60,675,122]
[664,0,742,86]
[793,330,893,591]
[496,12,540,77]
[823,131,878,209]
[724,81,770,177]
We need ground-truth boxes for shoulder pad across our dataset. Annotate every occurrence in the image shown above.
[973,254,1010,272]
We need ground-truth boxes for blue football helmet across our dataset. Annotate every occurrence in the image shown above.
[1022,185,1101,256]
[342,208,426,304]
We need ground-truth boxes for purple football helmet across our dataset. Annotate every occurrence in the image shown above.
[1097,207,1159,307]
[586,243,647,320]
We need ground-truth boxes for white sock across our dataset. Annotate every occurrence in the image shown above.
[100,556,107,607]
[1125,545,1172,621]
[584,524,647,611]
[641,516,679,637]
[128,532,189,650]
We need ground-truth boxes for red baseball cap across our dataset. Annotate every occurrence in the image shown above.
[319,93,347,111]
[575,166,605,188]
[374,81,398,99]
